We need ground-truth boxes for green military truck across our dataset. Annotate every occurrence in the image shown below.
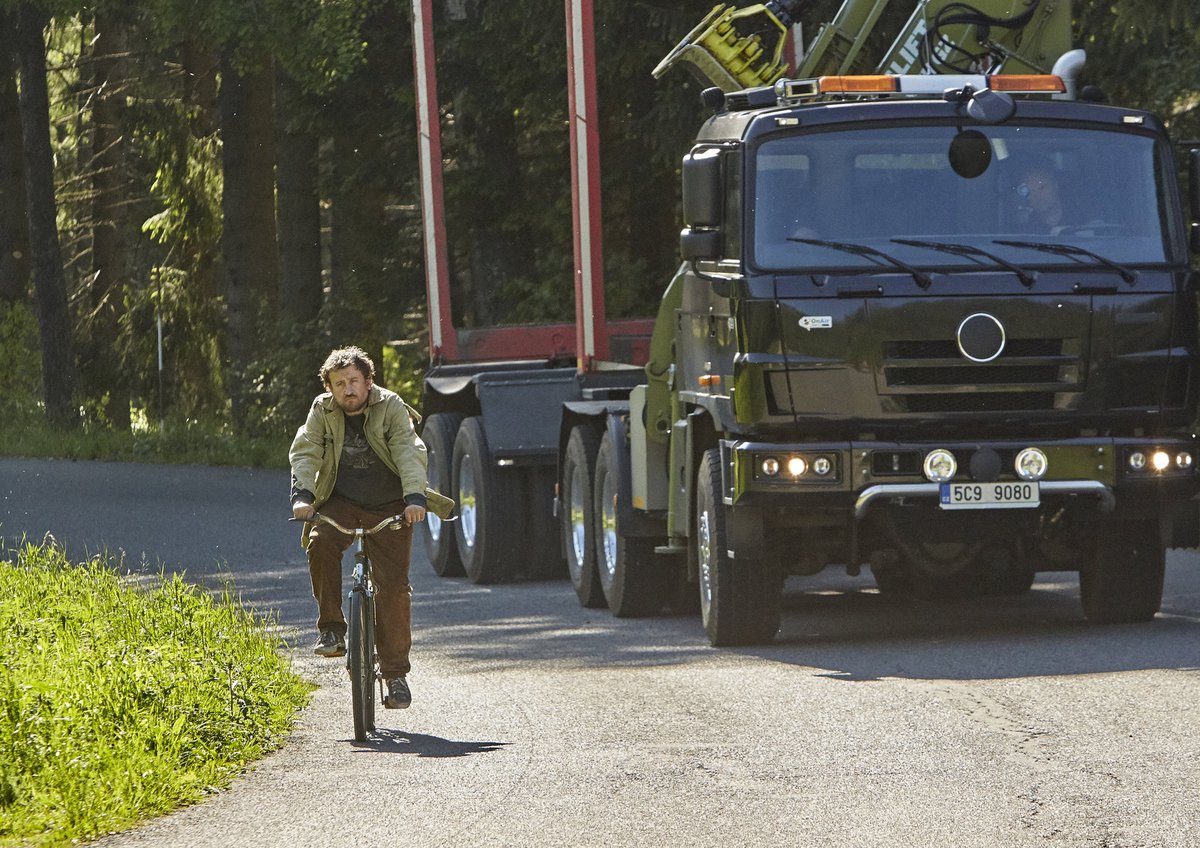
[411,0,1200,646]
[616,69,1200,645]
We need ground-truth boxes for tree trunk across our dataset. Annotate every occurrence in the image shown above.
[0,9,30,303]
[219,53,278,425]
[180,39,219,138]
[86,10,131,429]
[275,70,322,327]
[328,121,386,353]
[15,3,78,428]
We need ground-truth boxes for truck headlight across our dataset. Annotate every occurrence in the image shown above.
[761,457,780,477]
[1014,447,1048,481]
[923,449,957,483]
[1125,447,1194,476]
[787,456,808,477]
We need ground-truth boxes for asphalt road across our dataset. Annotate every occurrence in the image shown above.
[3,457,1199,847]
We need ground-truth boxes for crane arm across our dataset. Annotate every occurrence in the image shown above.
[653,0,1073,92]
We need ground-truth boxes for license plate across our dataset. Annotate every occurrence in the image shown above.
[939,481,1039,510]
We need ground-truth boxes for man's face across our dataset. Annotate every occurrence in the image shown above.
[327,366,372,416]
[1017,169,1058,214]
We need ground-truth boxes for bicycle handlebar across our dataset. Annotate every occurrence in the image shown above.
[292,512,408,537]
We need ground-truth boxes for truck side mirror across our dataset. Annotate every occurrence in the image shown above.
[681,147,723,261]
[680,228,722,261]
[682,148,723,228]
[1190,149,1200,254]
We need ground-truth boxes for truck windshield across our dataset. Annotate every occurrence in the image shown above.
[751,123,1182,273]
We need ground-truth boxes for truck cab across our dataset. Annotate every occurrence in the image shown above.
[637,73,1200,644]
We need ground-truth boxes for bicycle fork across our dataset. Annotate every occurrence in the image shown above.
[347,550,382,699]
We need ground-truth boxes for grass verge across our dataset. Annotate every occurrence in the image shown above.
[0,542,311,847]
[0,412,286,469]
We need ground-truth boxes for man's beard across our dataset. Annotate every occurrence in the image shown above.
[337,394,368,415]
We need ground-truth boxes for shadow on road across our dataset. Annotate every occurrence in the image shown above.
[352,728,510,758]
[725,566,1200,682]
[414,564,1200,684]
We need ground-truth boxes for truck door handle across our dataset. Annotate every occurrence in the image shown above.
[837,286,884,298]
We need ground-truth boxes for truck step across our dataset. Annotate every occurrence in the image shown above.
[654,545,688,557]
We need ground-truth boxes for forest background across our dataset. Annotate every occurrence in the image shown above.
[1,0,1197,447]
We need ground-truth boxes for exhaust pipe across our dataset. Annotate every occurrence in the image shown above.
[1051,48,1087,100]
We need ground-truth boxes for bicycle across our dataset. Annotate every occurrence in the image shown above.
[299,511,409,742]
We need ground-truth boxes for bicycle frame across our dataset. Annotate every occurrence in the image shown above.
[304,512,406,742]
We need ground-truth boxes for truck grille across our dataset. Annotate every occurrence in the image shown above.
[881,337,1081,413]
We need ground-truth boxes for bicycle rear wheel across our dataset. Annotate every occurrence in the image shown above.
[347,588,376,741]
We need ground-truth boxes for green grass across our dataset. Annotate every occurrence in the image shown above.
[0,411,286,469]
[0,542,311,847]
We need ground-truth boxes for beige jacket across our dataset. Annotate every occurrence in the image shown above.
[289,384,428,510]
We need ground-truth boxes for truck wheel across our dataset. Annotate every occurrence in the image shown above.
[452,417,519,584]
[696,448,782,646]
[1079,520,1165,623]
[562,425,605,607]
[594,429,670,617]
[420,412,464,577]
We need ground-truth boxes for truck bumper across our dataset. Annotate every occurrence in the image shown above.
[852,480,1116,518]
[726,436,1200,518]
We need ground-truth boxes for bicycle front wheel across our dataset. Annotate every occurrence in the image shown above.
[347,588,376,741]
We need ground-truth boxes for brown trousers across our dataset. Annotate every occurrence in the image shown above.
[305,494,413,678]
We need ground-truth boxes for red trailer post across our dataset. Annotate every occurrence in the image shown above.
[408,0,657,588]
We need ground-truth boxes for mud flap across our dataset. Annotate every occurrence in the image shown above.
[719,442,766,560]
[1169,499,1200,549]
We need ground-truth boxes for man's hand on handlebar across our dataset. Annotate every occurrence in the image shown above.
[292,501,423,525]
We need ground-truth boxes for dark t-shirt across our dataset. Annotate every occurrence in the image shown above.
[332,414,407,509]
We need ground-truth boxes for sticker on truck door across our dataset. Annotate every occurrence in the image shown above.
[799,316,832,331]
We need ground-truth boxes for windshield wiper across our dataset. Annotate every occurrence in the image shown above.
[788,237,933,290]
[992,239,1136,286]
[892,238,1036,289]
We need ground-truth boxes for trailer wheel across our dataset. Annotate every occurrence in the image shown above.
[420,412,465,577]
[452,417,519,584]
[562,425,606,607]
[1079,520,1164,623]
[696,448,781,646]
[594,430,670,617]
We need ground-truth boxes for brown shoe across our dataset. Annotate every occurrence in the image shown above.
[384,677,411,709]
[314,630,345,657]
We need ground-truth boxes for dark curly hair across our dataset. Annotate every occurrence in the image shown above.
[319,346,375,387]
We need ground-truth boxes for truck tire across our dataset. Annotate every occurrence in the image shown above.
[452,416,519,584]
[419,412,464,577]
[1079,520,1165,623]
[562,425,606,607]
[594,429,670,617]
[696,448,782,646]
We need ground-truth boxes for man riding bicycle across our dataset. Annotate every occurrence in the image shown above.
[290,346,428,709]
